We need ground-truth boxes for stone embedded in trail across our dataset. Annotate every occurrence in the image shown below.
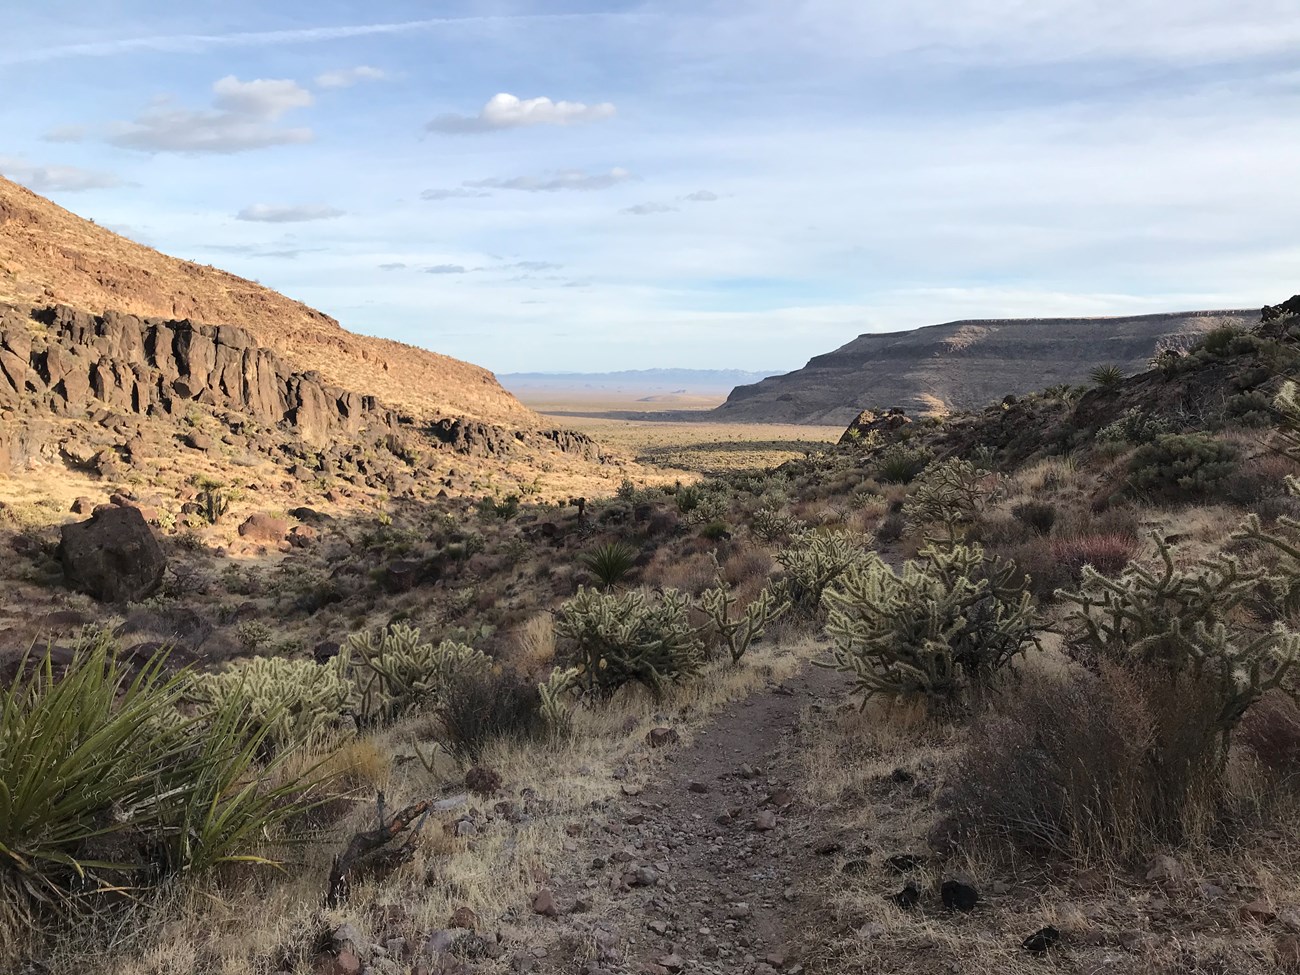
[752,810,778,831]
[891,882,921,909]
[1145,854,1186,884]
[812,839,842,855]
[532,889,559,916]
[688,780,711,794]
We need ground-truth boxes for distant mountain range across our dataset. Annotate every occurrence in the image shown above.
[500,368,777,401]
[713,310,1258,425]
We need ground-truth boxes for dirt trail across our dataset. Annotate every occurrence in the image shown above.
[551,661,846,975]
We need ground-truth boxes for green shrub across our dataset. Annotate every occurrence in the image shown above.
[579,541,638,589]
[774,529,874,615]
[874,445,931,484]
[477,494,520,521]
[902,458,994,540]
[1089,364,1125,388]
[675,485,702,514]
[555,587,703,699]
[1127,433,1238,501]
[823,544,1038,714]
[700,521,731,541]
[1197,324,1243,355]
[1097,408,1173,444]
[347,624,491,726]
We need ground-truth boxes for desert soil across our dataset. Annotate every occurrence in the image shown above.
[535,659,846,975]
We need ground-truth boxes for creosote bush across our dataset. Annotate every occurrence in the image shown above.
[555,586,703,699]
[823,543,1038,715]
[1127,433,1238,501]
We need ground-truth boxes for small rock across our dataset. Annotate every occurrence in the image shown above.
[657,953,685,972]
[648,920,669,935]
[647,727,680,748]
[1241,899,1278,926]
[450,906,479,930]
[813,839,842,855]
[890,882,921,910]
[941,879,980,912]
[753,810,778,831]
[313,949,362,975]
[631,867,660,888]
[1022,926,1061,953]
[885,853,925,874]
[688,780,710,794]
[465,766,502,796]
[532,889,559,917]
[454,819,477,837]
[1145,854,1186,884]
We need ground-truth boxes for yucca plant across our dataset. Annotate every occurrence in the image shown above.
[579,541,638,589]
[0,639,194,919]
[1089,364,1125,388]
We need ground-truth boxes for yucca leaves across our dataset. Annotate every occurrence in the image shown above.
[579,542,638,589]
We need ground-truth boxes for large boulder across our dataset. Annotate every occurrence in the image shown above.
[59,506,166,603]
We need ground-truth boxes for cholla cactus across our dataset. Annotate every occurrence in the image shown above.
[191,654,351,751]
[774,529,873,615]
[555,587,702,700]
[902,458,995,541]
[1061,536,1299,735]
[347,623,491,726]
[750,506,802,542]
[823,544,1037,713]
[538,666,579,737]
[697,584,790,663]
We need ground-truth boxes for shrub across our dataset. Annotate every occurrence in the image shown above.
[1088,364,1125,388]
[438,669,547,763]
[347,624,491,726]
[903,458,994,540]
[579,541,638,589]
[1059,537,1300,838]
[1011,501,1056,535]
[1097,408,1173,444]
[823,544,1038,715]
[697,584,790,663]
[1049,531,1139,580]
[874,445,931,485]
[1238,691,1300,779]
[774,530,874,615]
[1127,433,1239,501]
[701,521,731,541]
[190,654,352,753]
[675,485,702,515]
[477,494,520,521]
[554,587,703,699]
[1197,324,1243,355]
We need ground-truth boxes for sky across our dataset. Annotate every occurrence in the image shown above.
[2,1,1299,375]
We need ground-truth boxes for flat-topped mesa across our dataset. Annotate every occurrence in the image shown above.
[1,303,399,444]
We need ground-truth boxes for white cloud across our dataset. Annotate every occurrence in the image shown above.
[428,93,616,134]
[107,76,314,153]
[212,76,312,119]
[0,157,125,192]
[42,125,88,144]
[464,168,635,192]
[236,203,343,222]
[623,202,678,215]
[315,66,387,89]
[426,264,468,274]
[682,190,718,202]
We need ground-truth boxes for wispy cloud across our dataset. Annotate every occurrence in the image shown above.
[428,92,616,134]
[236,203,343,222]
[107,76,314,153]
[622,202,678,215]
[426,264,468,274]
[315,66,387,89]
[683,190,719,202]
[0,13,641,66]
[0,156,125,192]
[42,125,88,144]
[421,187,492,201]
[464,168,635,192]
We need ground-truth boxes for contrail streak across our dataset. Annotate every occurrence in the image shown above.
[0,12,638,65]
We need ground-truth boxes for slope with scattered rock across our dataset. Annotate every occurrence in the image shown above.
[716,309,1257,425]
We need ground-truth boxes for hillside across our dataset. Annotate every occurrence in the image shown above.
[0,176,531,426]
[715,310,1257,425]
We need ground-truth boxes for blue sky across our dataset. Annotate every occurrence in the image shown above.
[2,2,1298,374]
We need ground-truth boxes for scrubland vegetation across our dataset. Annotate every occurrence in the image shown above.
[5,304,1300,973]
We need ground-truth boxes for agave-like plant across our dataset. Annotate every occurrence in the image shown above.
[579,541,639,589]
[1089,364,1125,388]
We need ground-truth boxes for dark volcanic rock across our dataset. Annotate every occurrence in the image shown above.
[58,506,165,602]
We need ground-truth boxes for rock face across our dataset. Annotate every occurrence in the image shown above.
[714,310,1257,425]
[58,506,166,603]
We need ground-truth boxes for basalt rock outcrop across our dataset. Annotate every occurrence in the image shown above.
[0,302,606,483]
[58,505,166,603]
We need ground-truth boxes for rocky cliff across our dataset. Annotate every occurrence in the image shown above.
[0,301,604,492]
[715,310,1258,425]
[0,175,531,426]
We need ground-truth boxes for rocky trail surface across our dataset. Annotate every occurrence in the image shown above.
[536,662,846,975]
